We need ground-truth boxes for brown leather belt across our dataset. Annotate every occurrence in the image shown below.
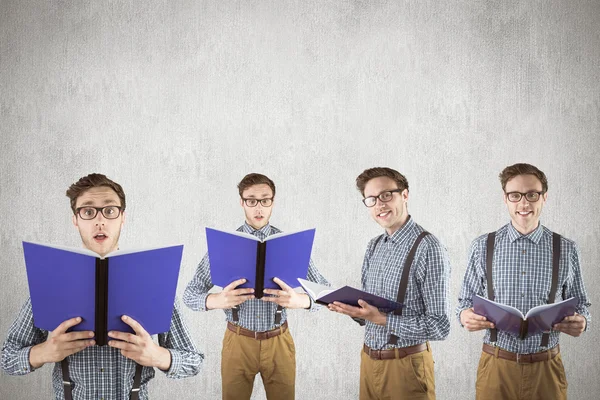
[363,343,428,360]
[227,321,288,340]
[482,343,560,364]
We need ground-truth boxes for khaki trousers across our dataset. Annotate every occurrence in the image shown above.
[475,349,568,400]
[359,344,436,400]
[221,326,296,400]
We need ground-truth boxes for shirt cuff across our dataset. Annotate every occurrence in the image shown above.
[164,349,182,378]
[199,293,209,311]
[18,347,35,374]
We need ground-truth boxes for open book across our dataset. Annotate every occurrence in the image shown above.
[23,241,183,346]
[206,227,315,298]
[298,278,403,313]
[473,295,578,339]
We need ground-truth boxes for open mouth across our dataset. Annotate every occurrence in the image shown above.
[94,233,108,242]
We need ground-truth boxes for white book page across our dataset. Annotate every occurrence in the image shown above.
[205,227,259,241]
[525,297,576,319]
[476,295,526,319]
[106,244,183,258]
[264,228,315,241]
[297,278,335,299]
[23,241,98,257]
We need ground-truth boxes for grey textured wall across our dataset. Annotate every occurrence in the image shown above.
[1,1,599,399]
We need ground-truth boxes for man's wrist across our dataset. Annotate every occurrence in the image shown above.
[156,347,172,371]
[205,293,217,310]
[29,343,46,369]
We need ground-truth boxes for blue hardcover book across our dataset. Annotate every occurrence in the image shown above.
[22,241,183,346]
[298,278,403,313]
[473,295,578,339]
[206,227,315,298]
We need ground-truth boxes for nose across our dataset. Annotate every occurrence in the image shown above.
[376,198,387,207]
[94,212,107,225]
[518,196,530,206]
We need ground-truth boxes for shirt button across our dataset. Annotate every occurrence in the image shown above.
[521,293,525,297]
[100,367,104,372]
[522,271,525,275]
[522,250,526,254]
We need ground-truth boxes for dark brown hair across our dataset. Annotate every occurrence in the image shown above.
[66,173,126,214]
[237,173,276,197]
[355,167,409,196]
[499,163,548,193]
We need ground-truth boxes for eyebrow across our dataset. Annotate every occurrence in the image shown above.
[365,188,400,197]
[78,199,120,207]
[244,193,272,199]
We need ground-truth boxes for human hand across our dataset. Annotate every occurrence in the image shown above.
[553,313,586,337]
[328,300,386,326]
[460,308,495,332]
[29,317,95,368]
[206,278,255,310]
[108,315,171,370]
[262,277,311,309]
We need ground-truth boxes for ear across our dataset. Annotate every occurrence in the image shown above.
[542,192,548,203]
[503,193,508,206]
[401,189,409,202]
[72,214,78,227]
[240,198,244,208]
[120,211,126,228]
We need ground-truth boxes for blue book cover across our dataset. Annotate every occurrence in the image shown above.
[298,278,403,313]
[472,295,578,339]
[206,227,315,297]
[23,242,183,345]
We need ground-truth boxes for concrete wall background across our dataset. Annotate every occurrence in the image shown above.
[1,1,599,398]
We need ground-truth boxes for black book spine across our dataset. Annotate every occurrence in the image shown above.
[255,241,267,299]
[95,258,109,346]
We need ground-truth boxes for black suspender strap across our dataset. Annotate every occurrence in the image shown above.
[130,363,144,400]
[540,232,561,347]
[388,231,430,345]
[61,359,143,400]
[232,303,283,325]
[274,305,283,325]
[61,359,72,400]
[485,232,497,343]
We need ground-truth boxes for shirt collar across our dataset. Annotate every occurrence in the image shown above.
[507,222,544,244]
[241,221,272,237]
[385,215,415,244]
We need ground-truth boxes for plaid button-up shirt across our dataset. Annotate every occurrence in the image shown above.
[362,216,451,350]
[1,299,203,399]
[183,223,330,331]
[456,222,592,353]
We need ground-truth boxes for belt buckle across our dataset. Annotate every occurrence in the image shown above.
[516,353,523,364]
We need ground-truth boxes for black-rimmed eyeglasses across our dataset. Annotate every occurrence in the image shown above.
[505,191,545,203]
[362,189,403,208]
[75,206,123,220]
[242,198,273,207]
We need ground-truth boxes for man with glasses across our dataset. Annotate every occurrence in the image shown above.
[329,167,451,400]
[2,173,203,399]
[456,163,591,400]
[183,173,329,400]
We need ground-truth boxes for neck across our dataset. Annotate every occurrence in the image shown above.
[385,214,410,236]
[246,220,268,231]
[512,221,539,236]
